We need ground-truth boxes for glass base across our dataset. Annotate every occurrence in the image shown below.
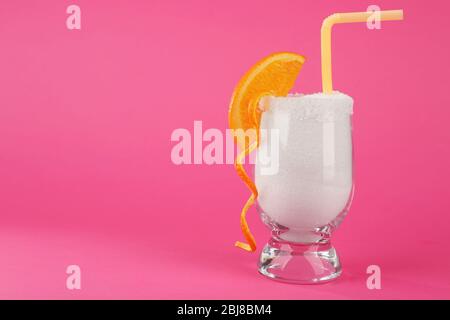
[258,238,342,284]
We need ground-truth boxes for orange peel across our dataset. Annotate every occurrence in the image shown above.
[229,52,305,252]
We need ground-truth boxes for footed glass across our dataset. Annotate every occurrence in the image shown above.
[255,93,354,284]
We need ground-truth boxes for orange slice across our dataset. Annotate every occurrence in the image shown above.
[228,52,305,252]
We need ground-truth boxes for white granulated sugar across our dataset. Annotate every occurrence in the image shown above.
[255,92,354,243]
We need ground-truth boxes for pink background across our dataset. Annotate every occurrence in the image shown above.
[0,0,449,299]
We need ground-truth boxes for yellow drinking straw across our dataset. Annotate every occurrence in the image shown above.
[321,10,404,93]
